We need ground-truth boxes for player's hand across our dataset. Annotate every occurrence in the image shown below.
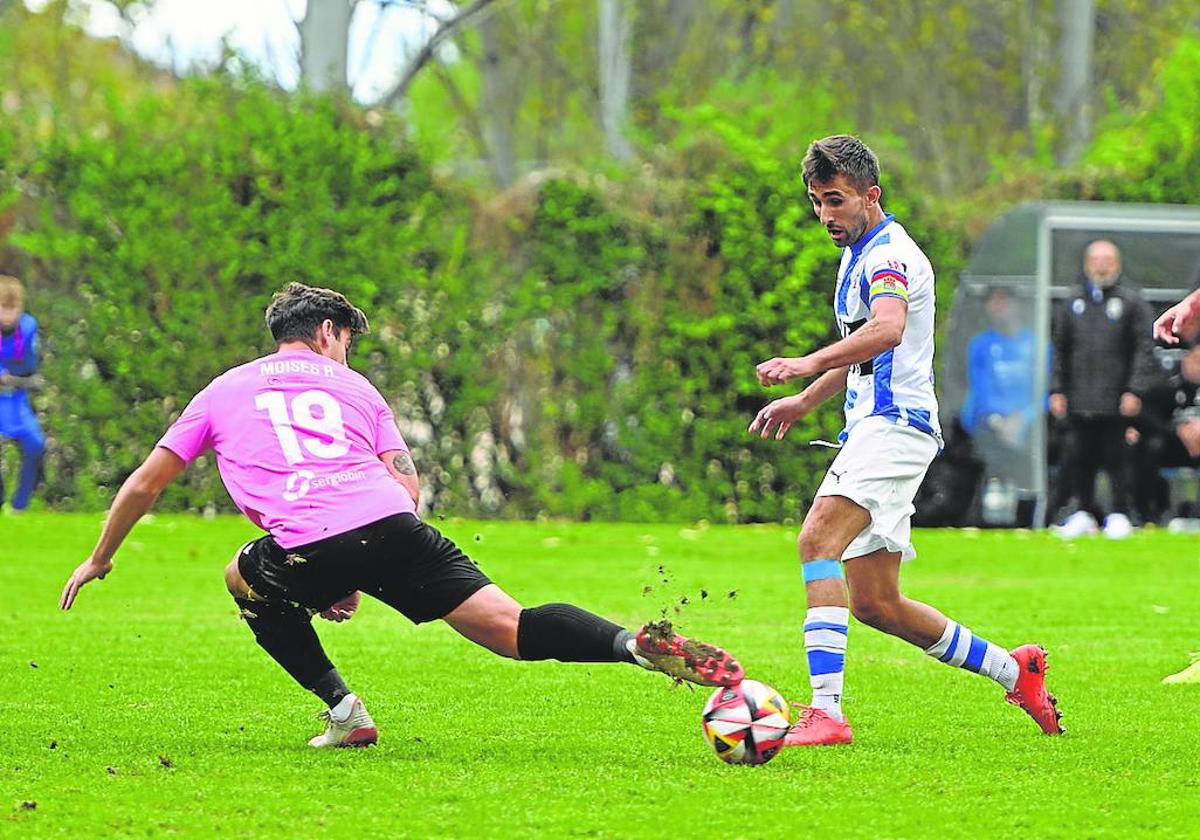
[320,590,361,622]
[749,395,808,440]
[59,557,114,611]
[756,356,814,386]
[1154,300,1200,345]
[1154,307,1180,344]
[1049,393,1067,419]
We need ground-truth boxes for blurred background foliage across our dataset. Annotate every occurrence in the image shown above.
[1,0,1198,521]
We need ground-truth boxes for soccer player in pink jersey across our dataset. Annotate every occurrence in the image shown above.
[60,283,743,747]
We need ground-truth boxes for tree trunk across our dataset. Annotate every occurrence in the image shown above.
[479,12,517,187]
[1021,0,1047,144]
[298,0,353,94]
[597,0,633,162]
[1055,0,1095,165]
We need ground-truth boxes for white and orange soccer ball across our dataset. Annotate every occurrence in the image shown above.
[701,679,792,765]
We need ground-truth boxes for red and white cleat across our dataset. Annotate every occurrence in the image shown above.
[783,705,853,747]
[308,696,379,748]
[1005,645,1063,735]
[633,621,745,686]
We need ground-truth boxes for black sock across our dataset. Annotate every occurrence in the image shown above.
[311,668,351,708]
[613,628,637,663]
[234,597,339,693]
[516,603,636,663]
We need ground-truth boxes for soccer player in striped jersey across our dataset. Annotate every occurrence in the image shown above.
[750,135,1061,745]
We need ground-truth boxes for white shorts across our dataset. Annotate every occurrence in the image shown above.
[814,415,939,562]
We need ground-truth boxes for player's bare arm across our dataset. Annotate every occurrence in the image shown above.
[381,448,420,506]
[1154,288,1200,344]
[60,446,187,610]
[750,366,848,440]
[756,297,908,386]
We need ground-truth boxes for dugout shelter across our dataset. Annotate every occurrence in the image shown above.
[940,201,1200,528]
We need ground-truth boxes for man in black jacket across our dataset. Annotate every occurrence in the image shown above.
[1049,239,1157,538]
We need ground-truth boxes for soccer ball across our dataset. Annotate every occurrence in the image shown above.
[701,679,792,765]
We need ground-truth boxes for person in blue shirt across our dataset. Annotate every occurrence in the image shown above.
[961,287,1039,489]
[0,276,45,512]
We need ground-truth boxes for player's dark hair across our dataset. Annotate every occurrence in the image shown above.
[802,135,881,193]
[265,283,370,346]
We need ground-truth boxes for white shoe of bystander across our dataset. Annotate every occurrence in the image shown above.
[1103,512,1134,540]
[1052,510,1098,539]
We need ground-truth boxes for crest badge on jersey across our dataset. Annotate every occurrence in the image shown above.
[1106,297,1124,321]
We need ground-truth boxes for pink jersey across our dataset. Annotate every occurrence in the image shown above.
[158,349,416,548]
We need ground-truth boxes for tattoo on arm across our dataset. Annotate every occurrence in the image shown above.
[392,452,416,475]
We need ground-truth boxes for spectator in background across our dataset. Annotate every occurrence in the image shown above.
[0,275,45,512]
[1133,344,1200,526]
[960,287,1039,522]
[1048,240,1156,539]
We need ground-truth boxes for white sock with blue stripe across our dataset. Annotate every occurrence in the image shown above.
[805,606,850,721]
[924,621,1018,692]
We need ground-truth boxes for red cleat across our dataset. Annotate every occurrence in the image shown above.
[783,705,853,747]
[634,621,745,686]
[1005,644,1063,735]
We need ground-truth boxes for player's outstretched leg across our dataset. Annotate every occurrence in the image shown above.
[845,551,1063,736]
[442,586,743,686]
[225,556,377,748]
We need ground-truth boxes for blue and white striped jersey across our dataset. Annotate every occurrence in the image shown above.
[832,213,942,447]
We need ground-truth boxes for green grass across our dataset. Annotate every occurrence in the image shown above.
[2,513,1199,838]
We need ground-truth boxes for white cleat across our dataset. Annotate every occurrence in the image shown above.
[1053,510,1098,539]
[1163,656,1200,685]
[1103,512,1134,540]
[308,695,378,748]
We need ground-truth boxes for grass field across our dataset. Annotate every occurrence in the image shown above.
[3,513,1199,838]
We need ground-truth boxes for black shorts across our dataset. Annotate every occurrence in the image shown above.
[237,513,492,624]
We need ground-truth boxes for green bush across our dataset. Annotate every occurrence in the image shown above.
[1076,36,1200,203]
[14,79,481,512]
[1,26,969,523]
[477,111,966,523]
